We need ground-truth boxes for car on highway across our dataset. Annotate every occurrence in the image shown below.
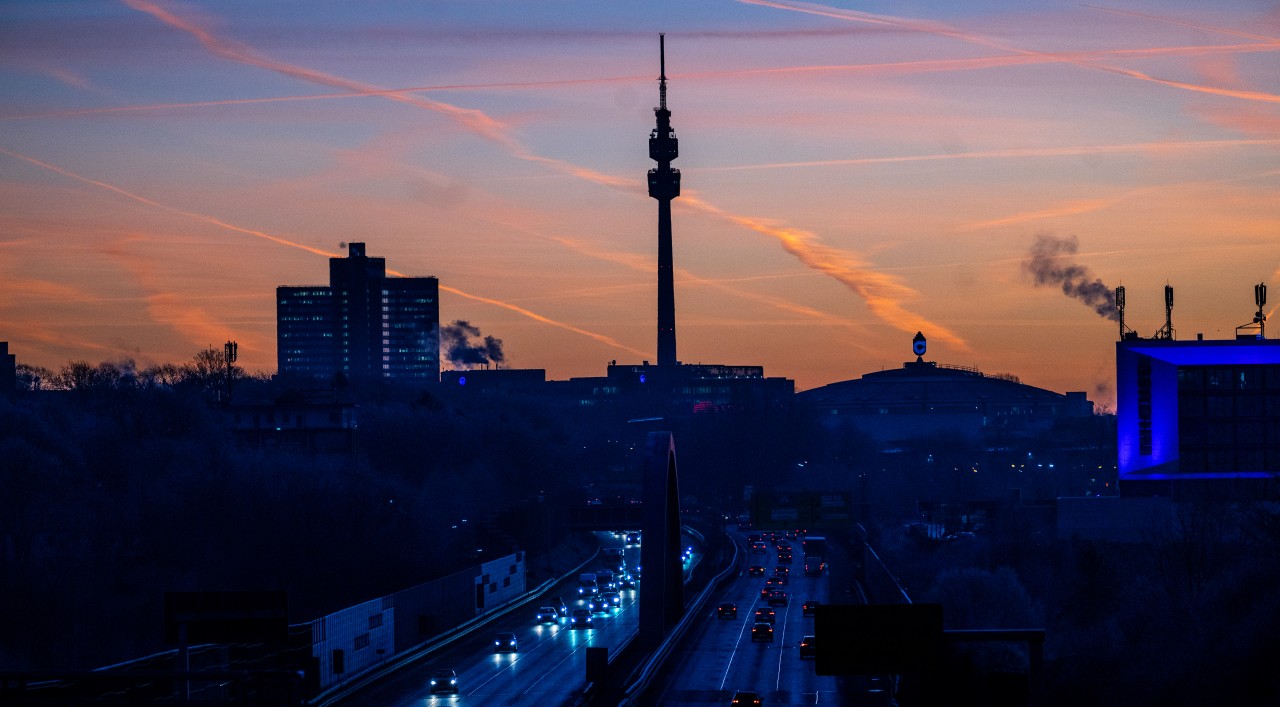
[773,566,789,578]
[429,668,459,694]
[570,609,593,629]
[800,635,815,659]
[751,621,774,642]
[601,590,622,609]
[717,602,737,619]
[802,600,820,616]
[767,590,789,607]
[754,606,776,624]
[535,606,559,624]
[588,597,610,614]
[747,565,766,577]
[750,541,767,555]
[732,690,763,705]
[550,597,569,616]
[619,575,636,590]
[494,632,519,653]
[597,569,617,591]
[777,552,792,565]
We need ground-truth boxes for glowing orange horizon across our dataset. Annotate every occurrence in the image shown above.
[0,146,647,359]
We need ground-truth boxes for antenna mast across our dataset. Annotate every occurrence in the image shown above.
[1116,286,1137,340]
[1153,284,1175,340]
[659,33,667,110]
[1237,282,1268,339]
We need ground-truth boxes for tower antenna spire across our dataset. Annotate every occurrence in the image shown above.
[659,33,668,110]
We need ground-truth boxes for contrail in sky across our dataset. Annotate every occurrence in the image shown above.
[1081,5,1280,43]
[0,146,645,357]
[700,139,1280,173]
[739,0,1280,104]
[121,0,963,348]
[0,147,336,258]
[681,194,967,347]
[958,199,1121,232]
[537,230,878,347]
[8,41,1274,123]
[1,76,649,122]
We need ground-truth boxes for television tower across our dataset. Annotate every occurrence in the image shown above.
[648,33,680,367]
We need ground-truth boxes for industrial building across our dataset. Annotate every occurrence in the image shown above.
[277,243,439,385]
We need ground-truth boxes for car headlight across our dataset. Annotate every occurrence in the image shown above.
[450,678,457,685]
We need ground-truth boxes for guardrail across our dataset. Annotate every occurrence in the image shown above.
[615,526,741,705]
[308,541,605,706]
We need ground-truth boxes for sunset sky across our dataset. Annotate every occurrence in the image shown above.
[2,1,1278,403]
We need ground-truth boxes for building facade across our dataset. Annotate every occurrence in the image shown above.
[277,243,439,384]
[1116,337,1280,493]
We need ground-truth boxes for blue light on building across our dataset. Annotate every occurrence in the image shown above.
[1117,338,1280,483]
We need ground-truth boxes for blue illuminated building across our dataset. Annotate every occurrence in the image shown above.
[1117,337,1280,494]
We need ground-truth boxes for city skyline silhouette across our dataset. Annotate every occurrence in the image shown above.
[3,2,1279,406]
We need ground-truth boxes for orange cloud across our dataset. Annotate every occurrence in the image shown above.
[0,146,646,359]
[98,235,250,352]
[680,194,967,349]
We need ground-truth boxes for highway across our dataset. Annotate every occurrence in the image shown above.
[336,534,703,706]
[644,530,889,706]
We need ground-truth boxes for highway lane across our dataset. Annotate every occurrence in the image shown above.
[649,532,842,705]
[338,534,702,706]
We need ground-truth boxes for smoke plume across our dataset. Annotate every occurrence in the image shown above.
[441,320,506,369]
[1024,233,1118,321]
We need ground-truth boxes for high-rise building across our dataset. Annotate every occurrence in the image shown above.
[277,243,439,384]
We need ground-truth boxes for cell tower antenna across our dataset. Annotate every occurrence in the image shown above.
[1237,282,1268,339]
[1153,284,1175,340]
[1116,286,1137,340]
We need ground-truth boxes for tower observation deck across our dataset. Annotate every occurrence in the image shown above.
[648,33,681,367]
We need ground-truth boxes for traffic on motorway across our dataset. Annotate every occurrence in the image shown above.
[647,526,872,705]
[336,529,705,706]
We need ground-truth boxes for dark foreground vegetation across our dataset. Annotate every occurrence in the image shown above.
[0,353,593,670]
